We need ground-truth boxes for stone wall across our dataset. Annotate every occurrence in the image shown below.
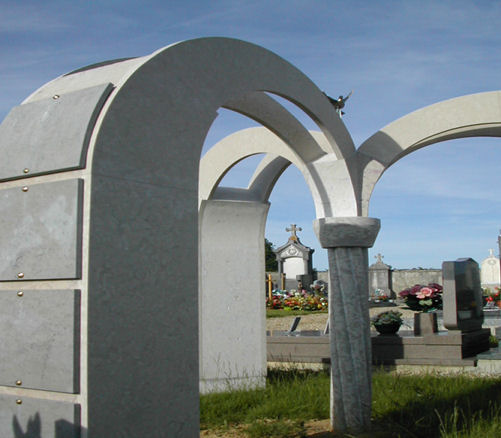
[391,269,443,293]
[269,268,443,295]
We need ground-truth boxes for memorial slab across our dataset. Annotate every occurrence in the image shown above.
[0,179,83,281]
[0,83,113,180]
[0,289,80,393]
[0,394,80,438]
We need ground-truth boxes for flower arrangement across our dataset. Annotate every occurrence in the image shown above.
[484,287,501,304]
[267,296,284,309]
[398,283,443,312]
[266,292,328,311]
[371,289,390,302]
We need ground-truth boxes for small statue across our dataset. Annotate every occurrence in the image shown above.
[324,90,353,117]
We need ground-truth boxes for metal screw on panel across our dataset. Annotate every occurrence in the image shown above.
[17,291,23,297]
[16,399,22,405]
[23,168,29,174]
[21,186,28,192]
[17,273,24,279]
[53,95,60,100]
[15,380,22,386]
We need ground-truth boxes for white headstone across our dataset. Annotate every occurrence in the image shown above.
[480,249,500,288]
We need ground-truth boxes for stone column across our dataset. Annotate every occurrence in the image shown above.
[314,217,380,433]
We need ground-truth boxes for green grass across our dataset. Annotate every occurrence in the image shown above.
[200,368,329,428]
[200,369,501,437]
[266,308,328,318]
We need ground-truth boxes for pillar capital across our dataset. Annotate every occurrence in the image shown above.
[313,217,380,248]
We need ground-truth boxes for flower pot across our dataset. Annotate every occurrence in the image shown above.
[414,312,438,336]
[375,322,401,335]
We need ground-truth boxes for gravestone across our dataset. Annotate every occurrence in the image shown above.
[443,258,484,332]
[368,253,393,299]
[480,249,500,289]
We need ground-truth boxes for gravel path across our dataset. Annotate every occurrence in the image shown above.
[266,305,417,332]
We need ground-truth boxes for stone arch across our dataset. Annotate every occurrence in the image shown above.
[358,91,501,215]
[199,127,337,392]
[0,37,360,437]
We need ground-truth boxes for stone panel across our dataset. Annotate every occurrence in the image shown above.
[0,290,80,393]
[0,394,80,437]
[199,200,268,393]
[0,83,113,180]
[0,179,83,281]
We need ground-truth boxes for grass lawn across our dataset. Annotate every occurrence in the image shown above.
[200,368,501,437]
[266,309,328,318]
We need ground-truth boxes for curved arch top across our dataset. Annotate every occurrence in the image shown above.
[200,127,359,217]
[91,37,356,180]
[78,37,359,434]
[199,127,303,203]
[358,90,501,215]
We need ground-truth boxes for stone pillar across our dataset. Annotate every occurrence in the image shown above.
[314,217,380,433]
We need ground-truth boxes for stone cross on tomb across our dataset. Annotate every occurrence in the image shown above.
[375,253,384,263]
[286,224,302,242]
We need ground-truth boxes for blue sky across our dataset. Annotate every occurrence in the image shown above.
[1,0,501,270]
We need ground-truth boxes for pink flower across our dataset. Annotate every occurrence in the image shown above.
[410,285,422,295]
[417,287,433,299]
[399,289,410,298]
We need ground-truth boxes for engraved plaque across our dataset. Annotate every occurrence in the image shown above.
[0,83,113,180]
[0,394,80,437]
[0,290,80,393]
[0,179,83,281]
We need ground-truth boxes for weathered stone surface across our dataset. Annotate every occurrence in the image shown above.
[326,246,372,432]
[0,179,83,281]
[314,217,380,248]
[0,394,80,438]
[199,199,268,393]
[0,290,80,393]
[0,83,113,180]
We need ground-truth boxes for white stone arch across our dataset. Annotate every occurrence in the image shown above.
[199,127,336,392]
[0,37,361,437]
[358,91,501,215]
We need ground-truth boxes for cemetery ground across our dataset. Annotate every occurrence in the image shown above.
[200,368,501,437]
[200,306,501,437]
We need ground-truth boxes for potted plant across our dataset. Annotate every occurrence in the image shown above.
[371,310,403,335]
[399,283,442,335]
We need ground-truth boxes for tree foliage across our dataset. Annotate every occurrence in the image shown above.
[265,238,278,271]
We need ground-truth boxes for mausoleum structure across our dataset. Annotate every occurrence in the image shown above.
[274,224,314,289]
[480,249,501,290]
[2,37,501,436]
